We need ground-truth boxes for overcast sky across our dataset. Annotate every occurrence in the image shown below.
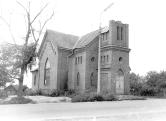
[0,0,166,76]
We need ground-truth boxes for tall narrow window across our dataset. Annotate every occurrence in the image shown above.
[107,55,109,62]
[121,27,123,40]
[44,58,50,86]
[34,74,36,86]
[91,57,95,62]
[78,57,80,64]
[90,72,95,87]
[75,57,77,64]
[80,56,82,64]
[101,56,103,63]
[117,26,119,40]
[106,32,109,40]
[101,33,104,41]
[77,72,80,86]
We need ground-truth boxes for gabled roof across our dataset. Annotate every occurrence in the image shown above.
[38,27,109,56]
[73,27,109,49]
[38,30,79,56]
[46,30,79,49]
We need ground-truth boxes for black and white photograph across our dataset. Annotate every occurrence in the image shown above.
[0,0,166,121]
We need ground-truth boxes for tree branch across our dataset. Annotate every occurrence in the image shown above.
[30,3,48,25]
[0,16,18,49]
[17,1,29,15]
[36,11,54,43]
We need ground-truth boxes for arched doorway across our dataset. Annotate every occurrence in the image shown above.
[116,69,124,94]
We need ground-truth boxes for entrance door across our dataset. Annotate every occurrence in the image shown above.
[101,73,108,91]
[116,69,124,94]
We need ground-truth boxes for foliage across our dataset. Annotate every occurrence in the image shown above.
[0,1,54,97]
[25,88,42,96]
[102,93,117,101]
[0,90,8,99]
[24,89,76,97]
[129,71,166,96]
[71,92,118,102]
[49,89,65,97]
[129,73,143,95]
[0,44,22,86]
[2,96,35,104]
[139,84,157,96]
[116,95,146,100]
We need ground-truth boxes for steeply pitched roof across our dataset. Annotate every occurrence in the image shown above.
[39,27,109,56]
[46,30,79,49]
[73,27,109,49]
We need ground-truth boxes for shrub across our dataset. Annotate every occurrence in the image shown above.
[64,89,77,97]
[140,85,157,96]
[3,96,36,104]
[49,89,61,97]
[71,93,113,102]
[0,90,8,99]
[72,93,89,102]
[25,88,41,96]
[103,93,117,101]
[87,93,104,102]
[48,89,77,97]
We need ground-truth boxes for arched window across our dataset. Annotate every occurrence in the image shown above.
[77,72,80,86]
[34,74,36,86]
[119,57,123,62]
[90,72,95,87]
[91,57,95,62]
[44,58,50,86]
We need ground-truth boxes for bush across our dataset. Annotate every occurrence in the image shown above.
[64,89,77,97]
[0,90,8,99]
[25,88,41,96]
[71,93,89,102]
[71,92,118,102]
[140,85,157,96]
[3,97,35,104]
[48,89,77,97]
[103,93,117,101]
[49,89,62,97]
[87,93,104,102]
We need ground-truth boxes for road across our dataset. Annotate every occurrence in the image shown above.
[1,98,166,121]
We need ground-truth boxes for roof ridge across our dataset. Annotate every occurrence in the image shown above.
[46,29,78,38]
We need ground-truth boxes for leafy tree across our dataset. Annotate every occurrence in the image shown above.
[129,72,144,95]
[0,43,22,87]
[0,1,54,97]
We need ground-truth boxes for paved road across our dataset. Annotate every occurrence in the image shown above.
[1,98,166,121]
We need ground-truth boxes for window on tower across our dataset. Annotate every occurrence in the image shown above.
[117,26,119,40]
[121,27,123,40]
[101,31,109,41]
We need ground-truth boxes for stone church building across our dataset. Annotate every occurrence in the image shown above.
[31,20,130,94]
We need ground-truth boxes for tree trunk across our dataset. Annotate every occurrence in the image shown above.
[18,67,25,97]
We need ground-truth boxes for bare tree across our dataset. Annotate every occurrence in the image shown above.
[0,1,54,97]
